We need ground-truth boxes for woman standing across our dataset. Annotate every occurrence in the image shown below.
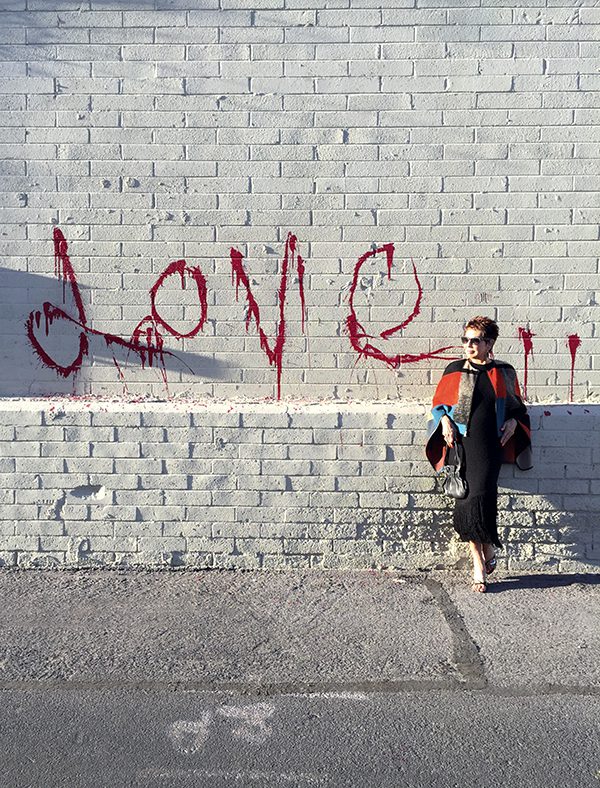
[426,317,532,592]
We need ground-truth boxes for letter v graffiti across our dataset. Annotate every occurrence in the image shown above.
[230,233,307,399]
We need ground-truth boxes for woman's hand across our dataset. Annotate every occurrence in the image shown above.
[500,418,517,447]
[441,415,456,447]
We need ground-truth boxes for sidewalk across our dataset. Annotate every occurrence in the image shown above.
[0,568,598,693]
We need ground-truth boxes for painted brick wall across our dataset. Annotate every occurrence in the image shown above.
[1,0,599,401]
[0,1,599,570]
[0,401,598,571]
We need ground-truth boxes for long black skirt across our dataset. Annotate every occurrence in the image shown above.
[452,433,503,548]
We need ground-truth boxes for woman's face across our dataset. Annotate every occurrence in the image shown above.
[462,328,493,362]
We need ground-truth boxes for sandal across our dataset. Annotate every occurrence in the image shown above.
[471,580,488,593]
[485,556,497,575]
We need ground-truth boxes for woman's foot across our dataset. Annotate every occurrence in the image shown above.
[469,541,488,593]
[485,556,497,575]
[472,563,488,593]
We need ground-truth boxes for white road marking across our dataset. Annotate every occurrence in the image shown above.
[217,702,275,744]
[166,713,212,755]
[167,702,275,754]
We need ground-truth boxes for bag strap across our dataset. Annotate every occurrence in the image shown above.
[447,442,464,471]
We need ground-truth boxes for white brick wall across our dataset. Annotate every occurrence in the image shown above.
[0,0,599,401]
[0,2,599,569]
[0,400,598,571]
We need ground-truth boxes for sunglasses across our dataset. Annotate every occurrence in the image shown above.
[461,336,489,345]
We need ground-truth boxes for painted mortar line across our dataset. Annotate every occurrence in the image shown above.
[423,576,488,688]
[0,679,477,694]
[0,681,598,698]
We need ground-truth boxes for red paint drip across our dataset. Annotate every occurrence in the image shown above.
[517,327,534,400]
[229,232,306,399]
[567,334,581,402]
[297,252,307,332]
[130,317,168,387]
[345,244,456,367]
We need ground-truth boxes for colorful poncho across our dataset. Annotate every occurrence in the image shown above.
[425,358,533,472]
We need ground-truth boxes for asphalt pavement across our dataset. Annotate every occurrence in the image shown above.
[0,568,598,787]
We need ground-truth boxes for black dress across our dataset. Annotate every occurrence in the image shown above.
[453,360,503,548]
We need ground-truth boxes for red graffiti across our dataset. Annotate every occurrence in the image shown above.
[517,327,534,399]
[567,334,581,402]
[230,232,307,400]
[26,228,202,387]
[150,259,208,339]
[128,258,209,385]
[345,243,455,367]
[25,228,89,377]
[128,318,168,384]
[27,228,589,401]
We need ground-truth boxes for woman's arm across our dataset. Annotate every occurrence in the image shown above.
[440,414,456,447]
[500,417,517,446]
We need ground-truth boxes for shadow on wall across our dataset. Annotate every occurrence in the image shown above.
[496,404,600,571]
[0,0,219,15]
[0,266,227,397]
[366,405,599,572]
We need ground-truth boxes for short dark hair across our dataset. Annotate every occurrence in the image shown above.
[464,315,499,341]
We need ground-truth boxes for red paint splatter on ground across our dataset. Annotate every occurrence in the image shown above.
[517,327,534,400]
[230,232,306,399]
[345,244,456,367]
[567,334,582,402]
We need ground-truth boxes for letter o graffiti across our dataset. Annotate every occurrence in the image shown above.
[150,259,208,339]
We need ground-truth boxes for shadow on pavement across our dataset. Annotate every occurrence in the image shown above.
[490,573,600,592]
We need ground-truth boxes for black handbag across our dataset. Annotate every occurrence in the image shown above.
[441,443,468,499]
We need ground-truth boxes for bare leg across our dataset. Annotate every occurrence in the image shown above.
[482,543,495,562]
[482,542,497,575]
[469,540,487,592]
